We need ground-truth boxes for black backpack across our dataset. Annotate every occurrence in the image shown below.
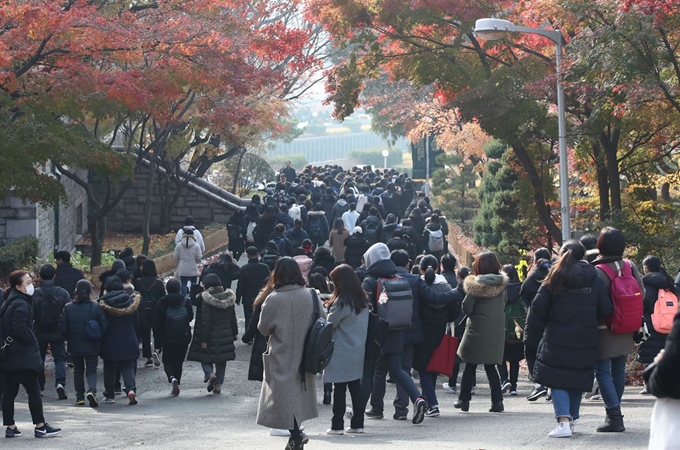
[228,224,243,240]
[300,289,334,375]
[165,302,191,344]
[272,236,286,255]
[307,217,324,240]
[139,280,161,327]
[364,220,380,243]
[261,252,280,271]
[38,289,62,333]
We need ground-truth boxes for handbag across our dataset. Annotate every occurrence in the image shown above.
[426,330,460,377]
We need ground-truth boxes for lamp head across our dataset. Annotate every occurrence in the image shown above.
[382,149,389,157]
[474,18,516,40]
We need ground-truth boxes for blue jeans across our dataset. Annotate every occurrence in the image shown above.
[180,276,198,298]
[38,340,66,390]
[202,362,226,385]
[595,356,627,408]
[551,388,582,420]
[420,371,439,408]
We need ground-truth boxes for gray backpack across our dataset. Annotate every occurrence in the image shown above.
[375,276,413,330]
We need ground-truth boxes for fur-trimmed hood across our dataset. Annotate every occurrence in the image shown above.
[464,273,509,298]
[200,287,236,310]
[99,290,141,317]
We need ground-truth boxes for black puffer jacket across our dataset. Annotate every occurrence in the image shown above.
[99,290,141,362]
[525,262,613,392]
[32,280,71,342]
[0,290,42,373]
[200,259,241,290]
[61,300,108,356]
[54,262,85,297]
[155,293,194,348]
[344,233,369,269]
[236,259,271,307]
[133,276,166,329]
[638,272,676,364]
[520,261,551,306]
[188,287,238,364]
[243,308,266,381]
[311,252,336,275]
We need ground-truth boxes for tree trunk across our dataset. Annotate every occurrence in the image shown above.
[142,155,157,255]
[231,148,247,194]
[661,182,671,201]
[601,127,622,211]
[88,215,103,268]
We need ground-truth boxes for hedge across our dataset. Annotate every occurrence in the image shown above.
[348,148,402,168]
[268,154,309,172]
[0,236,39,275]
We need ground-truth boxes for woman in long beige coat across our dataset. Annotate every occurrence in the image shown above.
[257,257,324,450]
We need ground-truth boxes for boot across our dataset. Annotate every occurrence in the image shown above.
[489,401,504,413]
[596,405,625,432]
[454,399,469,412]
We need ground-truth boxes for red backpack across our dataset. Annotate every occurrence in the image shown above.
[598,260,643,334]
[651,289,678,334]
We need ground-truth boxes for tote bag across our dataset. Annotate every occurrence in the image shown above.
[426,333,459,377]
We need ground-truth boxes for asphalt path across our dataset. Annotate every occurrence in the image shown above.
[3,269,654,449]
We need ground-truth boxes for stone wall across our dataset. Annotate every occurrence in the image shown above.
[91,163,243,233]
[0,168,88,257]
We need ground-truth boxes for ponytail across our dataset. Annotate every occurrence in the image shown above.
[543,241,586,295]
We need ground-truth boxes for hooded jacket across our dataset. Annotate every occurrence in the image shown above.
[99,289,141,361]
[174,235,203,277]
[330,198,349,225]
[0,290,42,373]
[61,299,108,357]
[285,227,309,249]
[188,287,238,363]
[321,193,337,218]
[305,211,330,245]
[457,273,508,365]
[154,293,194,348]
[32,279,71,342]
[342,209,360,234]
[520,261,551,306]
[525,262,612,391]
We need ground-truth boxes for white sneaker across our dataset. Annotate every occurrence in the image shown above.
[590,394,601,401]
[326,428,344,435]
[549,422,573,438]
[345,427,364,434]
[570,419,578,432]
[442,382,457,394]
[345,407,354,419]
[270,429,290,437]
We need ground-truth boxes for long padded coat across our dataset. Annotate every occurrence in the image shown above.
[256,285,323,430]
[187,287,238,364]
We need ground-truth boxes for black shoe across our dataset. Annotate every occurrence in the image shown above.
[5,426,22,438]
[412,398,427,424]
[386,377,396,384]
[425,406,440,417]
[323,391,331,405]
[34,423,61,438]
[454,399,470,412]
[365,409,384,419]
[527,385,548,401]
[393,412,408,420]
[500,380,512,393]
[489,401,504,413]
[86,392,98,408]
[597,406,625,432]
[56,384,67,400]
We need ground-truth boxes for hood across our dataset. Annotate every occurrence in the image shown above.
[643,271,673,289]
[336,199,347,207]
[422,273,449,285]
[464,273,509,298]
[179,235,197,248]
[426,223,441,232]
[99,290,140,317]
[123,283,136,296]
[287,227,305,236]
[162,293,186,308]
[200,287,236,309]
[315,253,335,264]
[112,259,126,272]
[562,261,599,289]
[308,210,326,217]
[322,194,336,202]
[364,243,391,268]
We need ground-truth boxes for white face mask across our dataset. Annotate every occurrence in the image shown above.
[25,284,35,296]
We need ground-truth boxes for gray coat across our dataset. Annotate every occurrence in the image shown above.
[593,259,645,360]
[257,285,324,430]
[457,273,508,365]
[173,235,202,277]
[322,302,368,384]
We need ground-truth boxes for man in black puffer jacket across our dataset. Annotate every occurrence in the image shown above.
[235,247,270,339]
[33,265,71,398]
[54,251,84,298]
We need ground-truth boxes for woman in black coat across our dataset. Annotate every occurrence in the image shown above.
[1,270,61,437]
[497,265,525,395]
[310,246,336,275]
[133,260,166,367]
[227,210,246,262]
[638,256,676,373]
[200,253,241,290]
[99,277,141,405]
[255,205,277,251]
[343,228,369,269]
[60,280,108,407]
[524,241,613,438]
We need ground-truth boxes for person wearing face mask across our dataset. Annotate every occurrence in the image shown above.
[0,270,61,438]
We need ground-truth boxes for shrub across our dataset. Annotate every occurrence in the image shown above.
[0,236,39,274]
[267,154,308,172]
[304,123,326,135]
[348,148,402,168]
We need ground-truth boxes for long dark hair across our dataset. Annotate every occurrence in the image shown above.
[543,240,586,295]
[329,264,367,314]
[333,218,346,235]
[643,255,675,287]
[253,257,306,312]
[4,270,29,300]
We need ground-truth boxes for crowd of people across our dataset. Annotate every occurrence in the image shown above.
[0,162,678,449]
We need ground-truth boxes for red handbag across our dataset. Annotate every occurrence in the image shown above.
[425,333,459,377]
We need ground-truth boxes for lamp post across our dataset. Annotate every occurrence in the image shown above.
[474,18,570,243]
[382,149,389,169]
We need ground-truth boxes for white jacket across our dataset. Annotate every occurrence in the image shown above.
[173,235,202,277]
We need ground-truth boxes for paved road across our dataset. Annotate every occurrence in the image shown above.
[4,267,654,449]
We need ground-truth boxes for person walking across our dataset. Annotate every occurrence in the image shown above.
[174,228,203,299]
[591,226,644,433]
[342,203,360,233]
[154,279,193,397]
[344,227,369,270]
[323,264,369,435]
[32,264,70,399]
[524,241,612,438]
[53,250,85,297]
[99,276,140,405]
[175,215,205,253]
[133,260,166,367]
[497,265,526,396]
[329,219,350,265]
[187,274,238,395]
[236,246,271,339]
[200,253,241,291]
[256,257,322,450]
[638,255,677,394]
[227,209,246,262]
[1,271,62,438]
[455,251,508,413]
[60,280,107,408]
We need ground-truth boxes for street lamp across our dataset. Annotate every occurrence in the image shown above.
[474,18,570,243]
[382,149,389,169]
